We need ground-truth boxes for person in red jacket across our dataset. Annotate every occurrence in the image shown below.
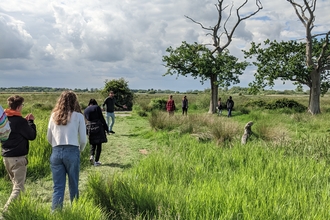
[1,95,36,212]
[166,95,176,116]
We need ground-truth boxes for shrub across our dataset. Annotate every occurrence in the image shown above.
[265,98,306,112]
[244,100,267,108]
[148,98,167,111]
[244,98,306,113]
[132,104,148,117]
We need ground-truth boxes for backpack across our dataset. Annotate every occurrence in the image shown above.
[227,100,233,109]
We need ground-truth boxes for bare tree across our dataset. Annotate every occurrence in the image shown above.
[185,0,262,113]
[288,0,330,114]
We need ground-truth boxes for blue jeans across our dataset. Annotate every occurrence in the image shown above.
[228,108,232,117]
[50,145,80,210]
[106,112,115,131]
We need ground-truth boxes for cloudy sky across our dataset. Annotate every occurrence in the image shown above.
[0,0,329,92]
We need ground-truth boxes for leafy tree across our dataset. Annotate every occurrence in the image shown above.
[163,0,262,113]
[163,42,248,111]
[244,0,330,114]
[101,78,134,110]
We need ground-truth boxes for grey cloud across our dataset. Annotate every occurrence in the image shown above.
[0,13,33,59]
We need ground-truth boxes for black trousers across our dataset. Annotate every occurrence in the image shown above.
[182,107,188,115]
[90,144,102,162]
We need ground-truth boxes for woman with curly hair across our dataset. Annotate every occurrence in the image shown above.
[47,90,87,211]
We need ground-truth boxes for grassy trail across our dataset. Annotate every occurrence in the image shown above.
[27,114,152,209]
[82,113,151,177]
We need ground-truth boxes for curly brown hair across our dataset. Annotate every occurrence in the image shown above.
[52,91,81,125]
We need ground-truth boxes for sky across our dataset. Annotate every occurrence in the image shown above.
[0,0,329,92]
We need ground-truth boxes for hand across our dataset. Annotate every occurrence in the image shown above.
[123,105,127,109]
[25,113,35,121]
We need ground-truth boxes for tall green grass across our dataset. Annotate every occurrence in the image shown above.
[86,134,330,219]
[2,92,330,219]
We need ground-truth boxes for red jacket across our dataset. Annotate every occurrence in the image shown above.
[166,100,175,111]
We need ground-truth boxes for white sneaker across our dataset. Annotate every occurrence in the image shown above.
[94,161,102,166]
[89,156,94,165]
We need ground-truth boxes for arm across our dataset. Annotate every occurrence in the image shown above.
[78,113,87,152]
[47,117,53,145]
[20,118,37,141]
[114,99,127,109]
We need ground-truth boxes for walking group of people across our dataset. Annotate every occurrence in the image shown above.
[166,95,234,117]
[0,90,126,213]
[166,95,189,116]
[0,91,233,213]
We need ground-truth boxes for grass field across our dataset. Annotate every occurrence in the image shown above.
[1,92,330,219]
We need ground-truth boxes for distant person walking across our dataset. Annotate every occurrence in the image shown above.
[166,95,176,116]
[226,96,234,117]
[217,98,223,116]
[1,95,36,212]
[47,91,87,211]
[84,99,108,166]
[102,91,127,134]
[182,96,188,115]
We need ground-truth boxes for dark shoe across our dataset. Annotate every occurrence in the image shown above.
[109,130,115,134]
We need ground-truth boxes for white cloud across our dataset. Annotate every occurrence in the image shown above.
[0,0,329,92]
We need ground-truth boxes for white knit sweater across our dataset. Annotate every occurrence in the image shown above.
[47,111,87,152]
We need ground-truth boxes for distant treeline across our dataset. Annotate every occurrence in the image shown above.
[0,86,309,95]
[0,86,98,93]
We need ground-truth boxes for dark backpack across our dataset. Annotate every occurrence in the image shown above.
[227,100,233,109]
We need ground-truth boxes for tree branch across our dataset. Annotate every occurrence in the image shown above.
[222,0,263,50]
[316,31,330,71]
[184,15,213,31]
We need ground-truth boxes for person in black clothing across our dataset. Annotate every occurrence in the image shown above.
[226,96,234,117]
[84,99,108,166]
[217,97,223,116]
[102,91,127,134]
[182,96,188,115]
[1,95,36,211]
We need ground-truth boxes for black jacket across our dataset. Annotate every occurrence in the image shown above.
[102,97,123,113]
[1,116,37,157]
[84,105,108,144]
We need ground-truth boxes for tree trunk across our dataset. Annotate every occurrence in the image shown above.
[308,69,321,114]
[208,75,218,114]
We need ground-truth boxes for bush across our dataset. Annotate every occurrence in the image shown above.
[132,104,148,117]
[265,98,306,112]
[244,98,306,113]
[244,100,267,108]
[148,98,167,111]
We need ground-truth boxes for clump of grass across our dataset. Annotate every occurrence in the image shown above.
[210,119,240,145]
[3,191,109,220]
[253,121,289,143]
[149,111,242,145]
[31,103,54,111]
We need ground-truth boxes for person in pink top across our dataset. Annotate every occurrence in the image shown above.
[166,95,176,116]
